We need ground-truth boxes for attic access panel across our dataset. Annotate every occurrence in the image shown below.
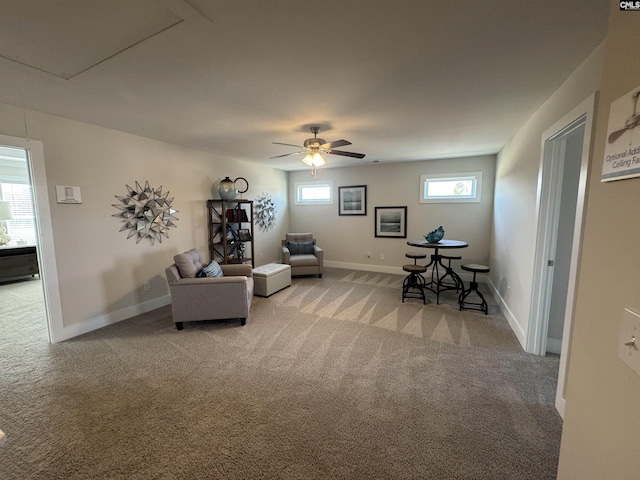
[0,0,181,79]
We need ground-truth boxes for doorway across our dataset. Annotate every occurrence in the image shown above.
[0,133,63,343]
[527,94,595,418]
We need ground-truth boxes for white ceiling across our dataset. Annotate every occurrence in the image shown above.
[0,0,610,171]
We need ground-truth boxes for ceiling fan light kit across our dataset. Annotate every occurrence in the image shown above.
[301,152,326,179]
[302,152,326,167]
[271,126,365,178]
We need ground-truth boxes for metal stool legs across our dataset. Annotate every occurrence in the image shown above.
[438,255,463,293]
[402,265,428,304]
[459,264,490,314]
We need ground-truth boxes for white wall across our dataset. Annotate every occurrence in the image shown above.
[491,43,604,348]
[558,4,640,478]
[0,101,288,340]
[288,155,495,275]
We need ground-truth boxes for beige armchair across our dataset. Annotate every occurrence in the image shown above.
[165,248,253,330]
[282,233,323,278]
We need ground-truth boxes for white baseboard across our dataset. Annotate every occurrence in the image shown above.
[325,261,405,275]
[546,338,562,355]
[486,277,526,350]
[55,294,171,342]
[556,393,566,418]
[324,260,490,284]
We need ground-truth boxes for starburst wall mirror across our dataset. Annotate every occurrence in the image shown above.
[112,181,178,245]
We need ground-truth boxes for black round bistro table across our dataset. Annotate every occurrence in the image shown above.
[406,239,468,304]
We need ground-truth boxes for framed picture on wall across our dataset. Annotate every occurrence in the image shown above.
[338,185,367,215]
[55,185,82,204]
[238,228,252,242]
[374,206,407,238]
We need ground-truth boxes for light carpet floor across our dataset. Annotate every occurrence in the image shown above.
[0,268,562,479]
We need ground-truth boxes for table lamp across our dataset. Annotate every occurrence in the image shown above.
[0,201,13,246]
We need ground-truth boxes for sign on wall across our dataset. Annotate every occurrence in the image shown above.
[602,84,640,182]
[56,185,82,204]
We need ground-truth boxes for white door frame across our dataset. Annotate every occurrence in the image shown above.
[527,94,595,417]
[0,133,64,343]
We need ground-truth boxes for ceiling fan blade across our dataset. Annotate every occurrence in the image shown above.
[608,127,630,144]
[272,142,305,148]
[326,149,366,159]
[268,150,307,159]
[321,139,351,149]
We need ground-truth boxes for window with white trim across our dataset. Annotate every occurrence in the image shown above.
[295,181,333,205]
[0,145,37,245]
[419,172,482,203]
[1,183,37,245]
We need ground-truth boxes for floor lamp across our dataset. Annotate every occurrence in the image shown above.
[0,201,13,246]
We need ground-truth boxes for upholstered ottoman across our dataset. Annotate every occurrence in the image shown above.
[252,263,291,297]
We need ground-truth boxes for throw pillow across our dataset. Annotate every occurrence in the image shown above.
[287,241,315,255]
[174,248,203,278]
[197,261,224,278]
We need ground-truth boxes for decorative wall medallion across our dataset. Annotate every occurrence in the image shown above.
[254,193,276,232]
[112,181,178,245]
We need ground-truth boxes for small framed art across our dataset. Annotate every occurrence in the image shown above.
[56,185,82,204]
[238,228,252,242]
[338,185,367,216]
[374,206,407,238]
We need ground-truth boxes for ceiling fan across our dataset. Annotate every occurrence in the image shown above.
[608,91,640,144]
[270,126,365,177]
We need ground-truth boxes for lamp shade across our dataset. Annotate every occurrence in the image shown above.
[301,152,326,167]
[0,201,13,220]
[301,154,313,167]
[311,152,326,166]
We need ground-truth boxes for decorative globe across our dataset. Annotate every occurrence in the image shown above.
[424,226,445,243]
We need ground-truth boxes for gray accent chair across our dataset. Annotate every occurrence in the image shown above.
[165,248,253,330]
[282,233,324,278]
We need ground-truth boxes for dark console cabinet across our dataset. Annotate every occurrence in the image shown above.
[0,246,39,281]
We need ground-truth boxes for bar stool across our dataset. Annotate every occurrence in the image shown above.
[403,252,428,303]
[405,252,427,265]
[402,264,428,304]
[459,264,490,314]
[438,255,463,292]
